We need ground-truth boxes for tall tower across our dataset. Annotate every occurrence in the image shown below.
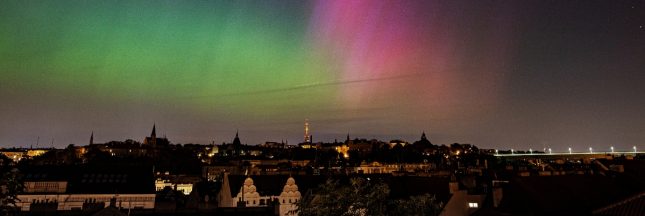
[89,131,94,145]
[304,119,310,143]
[150,124,157,148]
[233,131,241,146]
[233,131,242,156]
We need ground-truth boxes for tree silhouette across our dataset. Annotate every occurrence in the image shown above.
[0,155,23,216]
[294,177,443,216]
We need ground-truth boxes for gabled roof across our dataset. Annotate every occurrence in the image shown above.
[20,164,155,194]
[499,175,638,215]
[23,165,71,181]
[593,191,645,216]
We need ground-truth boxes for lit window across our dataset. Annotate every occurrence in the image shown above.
[468,202,478,208]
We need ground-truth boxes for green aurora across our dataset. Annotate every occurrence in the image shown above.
[1,1,335,117]
[2,0,644,151]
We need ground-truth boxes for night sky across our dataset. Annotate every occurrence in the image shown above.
[1,0,644,151]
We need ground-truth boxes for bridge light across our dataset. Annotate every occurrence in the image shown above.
[568,147,572,154]
[529,148,533,154]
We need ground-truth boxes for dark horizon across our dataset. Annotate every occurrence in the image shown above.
[2,124,641,153]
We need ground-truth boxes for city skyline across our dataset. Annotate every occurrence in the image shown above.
[1,0,644,149]
[2,122,642,153]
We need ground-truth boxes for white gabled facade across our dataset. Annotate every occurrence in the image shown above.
[221,174,302,216]
[278,177,301,216]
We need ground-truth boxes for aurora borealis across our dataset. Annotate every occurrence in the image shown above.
[1,0,644,151]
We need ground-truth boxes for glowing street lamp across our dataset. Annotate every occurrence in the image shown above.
[634,146,638,153]
[529,148,533,154]
[568,147,572,154]
[511,149,514,154]
[548,148,552,154]
[610,146,614,153]
[495,149,498,155]
[589,147,593,153]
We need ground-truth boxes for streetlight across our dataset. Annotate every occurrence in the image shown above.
[548,148,552,154]
[634,146,638,153]
[589,147,593,154]
[495,149,498,155]
[610,146,614,153]
[511,149,514,154]
[529,148,533,154]
[568,147,572,154]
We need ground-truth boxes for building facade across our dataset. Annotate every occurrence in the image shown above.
[15,165,156,212]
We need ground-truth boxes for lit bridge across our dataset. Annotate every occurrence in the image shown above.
[494,151,645,159]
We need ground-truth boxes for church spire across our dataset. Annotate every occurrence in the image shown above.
[233,130,241,146]
[416,131,432,146]
[151,124,156,138]
[233,130,242,156]
[89,131,94,145]
[147,123,157,148]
